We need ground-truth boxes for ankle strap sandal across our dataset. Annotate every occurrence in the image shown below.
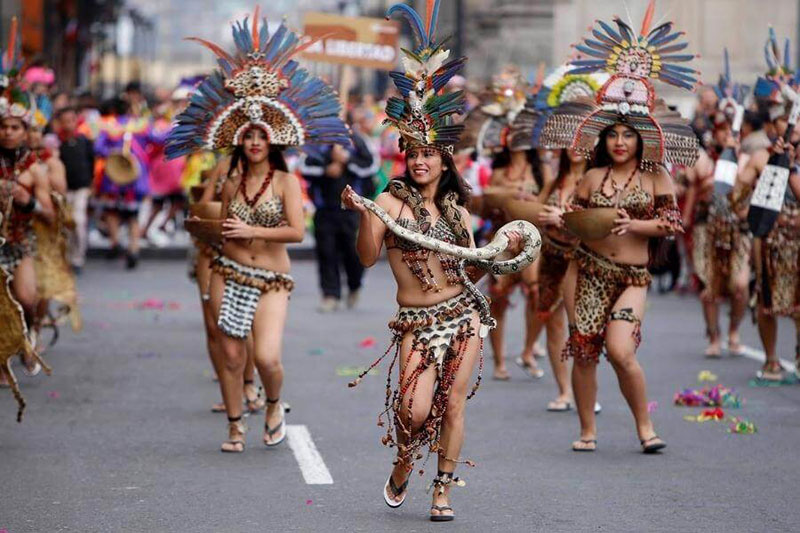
[221,416,247,453]
[428,471,462,522]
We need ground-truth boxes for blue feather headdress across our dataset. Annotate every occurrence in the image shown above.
[753,27,798,120]
[166,7,350,159]
[0,17,33,125]
[383,0,467,154]
[714,48,748,104]
[554,0,700,170]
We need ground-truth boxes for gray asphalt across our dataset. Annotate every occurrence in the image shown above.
[1,258,799,533]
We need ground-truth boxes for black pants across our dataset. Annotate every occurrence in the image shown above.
[314,209,364,299]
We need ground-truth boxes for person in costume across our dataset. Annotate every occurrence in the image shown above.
[341,2,529,522]
[28,110,82,346]
[166,8,350,452]
[533,65,608,411]
[188,156,264,415]
[544,0,698,452]
[732,29,800,381]
[468,66,547,380]
[94,98,160,269]
[683,53,751,358]
[0,19,56,380]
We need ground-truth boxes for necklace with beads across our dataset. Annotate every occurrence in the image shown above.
[238,166,276,208]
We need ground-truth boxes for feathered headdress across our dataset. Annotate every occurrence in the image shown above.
[383,0,467,154]
[713,48,748,125]
[753,27,798,120]
[472,65,531,154]
[545,0,700,170]
[0,18,32,125]
[533,64,609,149]
[166,7,350,159]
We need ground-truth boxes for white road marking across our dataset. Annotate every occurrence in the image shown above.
[286,425,333,485]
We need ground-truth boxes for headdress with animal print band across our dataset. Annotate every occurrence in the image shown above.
[165,7,350,159]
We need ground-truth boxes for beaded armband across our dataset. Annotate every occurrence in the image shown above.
[653,194,683,235]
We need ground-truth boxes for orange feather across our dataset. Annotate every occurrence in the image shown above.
[185,37,236,65]
[252,6,261,50]
[6,17,17,67]
[425,0,435,37]
[532,62,546,92]
[640,0,656,36]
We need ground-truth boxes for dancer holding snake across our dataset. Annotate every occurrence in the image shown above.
[342,1,540,522]
[540,1,698,453]
[166,8,350,452]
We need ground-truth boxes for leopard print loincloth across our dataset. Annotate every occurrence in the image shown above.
[563,246,651,366]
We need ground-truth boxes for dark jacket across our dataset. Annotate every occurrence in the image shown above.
[60,134,95,191]
[298,133,378,210]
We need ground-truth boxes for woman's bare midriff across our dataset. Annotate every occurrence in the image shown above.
[222,240,291,273]
[583,232,649,266]
[387,249,466,307]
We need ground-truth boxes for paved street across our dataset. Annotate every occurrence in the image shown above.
[1,258,799,533]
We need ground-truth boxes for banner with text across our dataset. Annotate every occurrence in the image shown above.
[302,12,399,71]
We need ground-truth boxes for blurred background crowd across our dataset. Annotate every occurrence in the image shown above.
[3,0,799,305]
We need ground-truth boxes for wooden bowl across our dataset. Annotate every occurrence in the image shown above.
[563,208,617,241]
[481,186,519,210]
[502,199,546,226]
[189,201,222,219]
[185,219,223,247]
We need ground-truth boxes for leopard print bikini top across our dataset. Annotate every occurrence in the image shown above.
[588,167,653,220]
[227,181,285,228]
[385,202,463,291]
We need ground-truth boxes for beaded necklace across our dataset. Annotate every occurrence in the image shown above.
[237,166,276,208]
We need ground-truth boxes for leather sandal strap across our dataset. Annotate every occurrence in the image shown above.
[389,475,409,497]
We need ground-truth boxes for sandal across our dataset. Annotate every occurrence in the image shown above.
[492,368,510,381]
[572,439,597,452]
[263,398,286,447]
[756,361,784,382]
[515,356,544,379]
[210,401,226,413]
[244,380,265,413]
[547,399,573,412]
[221,416,247,453]
[428,471,460,522]
[383,468,411,508]
[704,344,722,359]
[640,435,666,454]
[727,337,745,357]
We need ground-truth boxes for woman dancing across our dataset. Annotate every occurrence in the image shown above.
[531,65,608,411]
[190,157,263,414]
[343,1,535,521]
[166,9,350,452]
[541,1,699,452]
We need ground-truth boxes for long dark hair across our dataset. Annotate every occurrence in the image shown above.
[592,124,673,267]
[396,150,470,207]
[227,143,288,181]
[490,147,544,191]
[591,123,644,169]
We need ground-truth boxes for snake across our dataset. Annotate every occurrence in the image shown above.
[348,191,542,336]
